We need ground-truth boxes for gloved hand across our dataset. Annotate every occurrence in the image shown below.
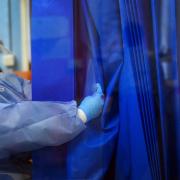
[78,83,104,123]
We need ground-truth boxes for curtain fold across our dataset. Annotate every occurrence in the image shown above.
[116,0,180,179]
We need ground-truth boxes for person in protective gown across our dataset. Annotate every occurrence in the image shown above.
[0,73,104,159]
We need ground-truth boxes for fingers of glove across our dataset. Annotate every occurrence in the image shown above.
[95,83,103,95]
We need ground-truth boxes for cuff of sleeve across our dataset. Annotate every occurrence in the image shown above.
[77,108,87,123]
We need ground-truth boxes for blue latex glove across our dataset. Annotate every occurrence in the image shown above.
[79,83,104,122]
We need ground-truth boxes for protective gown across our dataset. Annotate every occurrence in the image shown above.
[0,73,86,159]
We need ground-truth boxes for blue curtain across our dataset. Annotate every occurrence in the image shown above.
[31,0,75,179]
[116,0,180,179]
[31,0,180,179]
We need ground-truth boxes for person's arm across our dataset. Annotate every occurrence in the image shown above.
[0,73,104,159]
[0,100,86,159]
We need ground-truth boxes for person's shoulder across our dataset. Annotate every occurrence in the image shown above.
[0,73,24,83]
[0,73,25,92]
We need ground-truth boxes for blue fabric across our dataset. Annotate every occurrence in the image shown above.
[117,0,180,179]
[31,0,77,179]
[151,0,180,179]
[116,1,156,179]
[31,0,180,179]
[60,1,123,179]
[32,0,122,179]
[31,0,74,102]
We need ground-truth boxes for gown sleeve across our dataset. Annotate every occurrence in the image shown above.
[0,74,86,159]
